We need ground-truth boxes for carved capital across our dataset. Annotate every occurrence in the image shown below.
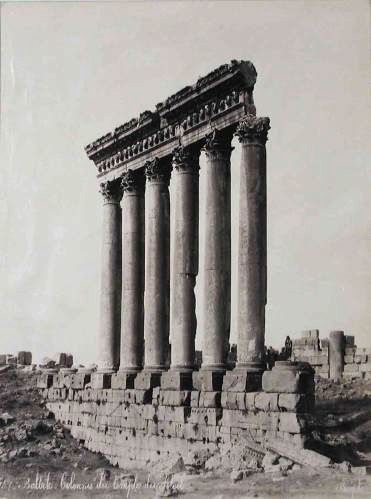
[202,128,233,161]
[172,145,200,173]
[235,114,270,144]
[99,179,123,204]
[120,169,145,194]
[144,157,171,185]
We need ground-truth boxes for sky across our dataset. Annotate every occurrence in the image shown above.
[0,0,370,365]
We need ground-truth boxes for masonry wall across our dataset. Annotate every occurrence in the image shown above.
[291,330,330,379]
[38,367,314,469]
[343,338,371,379]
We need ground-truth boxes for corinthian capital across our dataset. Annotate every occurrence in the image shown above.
[121,169,145,194]
[235,114,270,144]
[99,179,123,204]
[202,128,233,161]
[144,157,171,185]
[172,145,200,173]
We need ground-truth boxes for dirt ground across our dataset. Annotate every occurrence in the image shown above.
[1,368,371,498]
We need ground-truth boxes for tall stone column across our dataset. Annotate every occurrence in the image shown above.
[98,179,123,373]
[119,169,145,376]
[224,114,270,392]
[136,157,171,389]
[194,128,233,392]
[162,145,200,390]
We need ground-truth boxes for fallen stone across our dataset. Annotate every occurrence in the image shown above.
[0,413,15,426]
[266,438,332,468]
[230,469,244,482]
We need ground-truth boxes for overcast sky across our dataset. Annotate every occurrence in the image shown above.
[1,1,370,364]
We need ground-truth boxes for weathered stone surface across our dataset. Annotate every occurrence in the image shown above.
[235,115,270,372]
[134,371,162,390]
[91,373,112,389]
[266,438,332,467]
[111,372,136,389]
[278,393,314,413]
[262,363,314,394]
[254,392,279,412]
[193,370,225,392]
[199,391,221,408]
[98,180,122,372]
[329,330,345,381]
[17,351,32,365]
[161,370,193,390]
[222,370,262,392]
[200,129,232,370]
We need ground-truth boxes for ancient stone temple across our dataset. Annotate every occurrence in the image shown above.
[38,61,316,469]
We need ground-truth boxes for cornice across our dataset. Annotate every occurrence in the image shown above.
[85,60,257,174]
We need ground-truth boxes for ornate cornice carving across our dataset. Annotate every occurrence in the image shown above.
[99,179,123,204]
[172,146,200,173]
[202,128,233,161]
[235,114,270,144]
[85,60,257,175]
[144,158,171,185]
[120,169,145,194]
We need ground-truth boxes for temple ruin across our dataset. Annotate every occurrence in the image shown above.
[38,61,318,469]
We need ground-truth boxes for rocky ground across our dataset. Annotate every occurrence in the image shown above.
[0,368,371,498]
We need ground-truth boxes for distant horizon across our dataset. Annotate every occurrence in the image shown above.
[1,1,370,365]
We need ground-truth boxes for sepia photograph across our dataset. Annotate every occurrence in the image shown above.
[0,0,370,497]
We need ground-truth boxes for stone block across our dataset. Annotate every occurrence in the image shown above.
[222,370,262,392]
[190,391,200,407]
[279,413,307,433]
[6,355,17,365]
[0,354,7,365]
[17,351,32,365]
[188,408,222,426]
[344,355,354,364]
[255,392,279,412]
[71,373,91,389]
[198,391,221,408]
[278,393,314,413]
[135,389,152,404]
[111,372,136,389]
[152,386,161,406]
[161,370,193,390]
[91,373,112,389]
[345,335,355,347]
[262,362,314,394]
[134,371,161,390]
[157,406,190,423]
[344,364,359,372]
[309,330,319,339]
[221,392,239,410]
[37,373,54,389]
[360,363,371,373]
[160,390,191,407]
[355,354,368,364]
[193,370,225,391]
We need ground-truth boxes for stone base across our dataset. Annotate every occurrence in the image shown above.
[222,369,263,392]
[134,371,162,390]
[91,373,112,389]
[59,368,77,374]
[193,369,225,391]
[262,361,314,394]
[112,372,137,389]
[161,370,193,390]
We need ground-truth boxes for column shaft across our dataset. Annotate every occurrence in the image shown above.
[235,114,270,372]
[119,170,145,372]
[143,158,171,371]
[98,180,122,372]
[201,129,232,370]
[170,146,199,371]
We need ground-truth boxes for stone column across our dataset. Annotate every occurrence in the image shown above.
[119,169,145,377]
[224,114,270,392]
[329,330,345,381]
[136,157,171,389]
[194,128,233,392]
[98,179,123,373]
[162,146,200,390]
